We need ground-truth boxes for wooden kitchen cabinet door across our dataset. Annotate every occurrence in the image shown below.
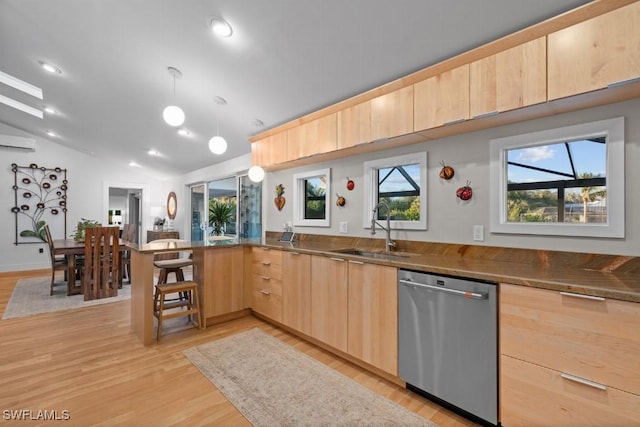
[370,86,413,141]
[310,255,348,352]
[470,37,546,118]
[347,261,398,375]
[195,246,245,321]
[254,131,288,167]
[287,113,337,160]
[414,64,469,131]
[337,101,371,149]
[282,251,311,335]
[548,2,640,100]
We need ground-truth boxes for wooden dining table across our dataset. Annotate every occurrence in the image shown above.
[53,239,127,295]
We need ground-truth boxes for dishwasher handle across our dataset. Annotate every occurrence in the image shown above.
[399,278,489,300]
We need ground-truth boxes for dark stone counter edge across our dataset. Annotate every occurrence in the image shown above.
[128,236,640,304]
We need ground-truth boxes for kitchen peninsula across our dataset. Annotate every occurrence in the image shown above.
[129,238,256,345]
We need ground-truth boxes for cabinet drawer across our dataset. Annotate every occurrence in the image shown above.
[251,289,282,322]
[500,284,640,395]
[251,248,282,279]
[251,274,282,297]
[500,355,640,427]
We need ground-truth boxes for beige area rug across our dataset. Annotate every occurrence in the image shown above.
[2,276,131,320]
[183,328,437,427]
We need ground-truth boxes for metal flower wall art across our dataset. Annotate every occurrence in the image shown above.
[11,163,68,244]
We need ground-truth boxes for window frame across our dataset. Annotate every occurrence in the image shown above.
[363,152,427,230]
[489,117,624,238]
[293,168,331,227]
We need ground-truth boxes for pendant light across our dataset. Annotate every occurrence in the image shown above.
[248,165,265,182]
[208,96,227,155]
[163,67,185,127]
[247,118,265,182]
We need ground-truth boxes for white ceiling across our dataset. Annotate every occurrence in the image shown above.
[0,0,591,179]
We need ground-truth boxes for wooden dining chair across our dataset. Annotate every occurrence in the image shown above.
[82,226,120,300]
[121,223,136,283]
[44,224,68,295]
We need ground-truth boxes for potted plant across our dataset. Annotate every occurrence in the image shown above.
[71,218,101,241]
[208,200,234,236]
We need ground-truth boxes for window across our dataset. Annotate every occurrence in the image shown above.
[293,168,330,227]
[490,117,624,238]
[363,152,427,230]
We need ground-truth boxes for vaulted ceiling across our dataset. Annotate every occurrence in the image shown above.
[0,0,590,179]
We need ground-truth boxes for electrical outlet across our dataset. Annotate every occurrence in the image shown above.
[38,248,43,254]
[473,225,484,242]
[339,221,348,234]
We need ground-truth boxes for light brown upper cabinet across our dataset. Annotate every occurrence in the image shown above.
[370,86,413,141]
[337,86,413,149]
[548,2,640,100]
[286,113,337,159]
[470,37,547,118]
[337,101,371,149]
[414,64,470,131]
[251,131,288,168]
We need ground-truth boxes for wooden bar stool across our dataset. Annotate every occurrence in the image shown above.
[153,280,201,341]
[154,258,192,283]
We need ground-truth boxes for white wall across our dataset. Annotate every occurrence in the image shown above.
[0,123,166,272]
[265,98,640,256]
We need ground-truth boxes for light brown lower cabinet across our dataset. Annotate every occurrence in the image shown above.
[192,246,245,323]
[347,260,398,376]
[281,251,311,335]
[310,256,348,352]
[250,247,283,322]
[501,355,640,427]
[500,283,640,426]
[252,250,399,378]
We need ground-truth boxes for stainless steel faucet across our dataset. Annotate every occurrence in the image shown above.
[371,201,396,251]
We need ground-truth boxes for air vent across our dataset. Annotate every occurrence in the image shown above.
[0,135,36,152]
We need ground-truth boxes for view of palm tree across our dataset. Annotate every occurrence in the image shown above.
[305,178,326,219]
[506,138,607,224]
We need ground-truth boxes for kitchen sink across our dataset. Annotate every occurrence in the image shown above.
[329,248,413,260]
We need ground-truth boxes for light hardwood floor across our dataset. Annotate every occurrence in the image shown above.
[0,271,477,426]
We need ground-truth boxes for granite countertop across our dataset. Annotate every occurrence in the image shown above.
[127,237,260,253]
[128,234,640,303]
[260,237,640,303]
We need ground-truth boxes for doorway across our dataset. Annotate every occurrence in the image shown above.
[103,181,148,244]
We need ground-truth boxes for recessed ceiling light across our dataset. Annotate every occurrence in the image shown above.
[177,127,191,137]
[148,149,160,156]
[38,60,62,74]
[208,17,233,37]
[128,161,141,168]
[46,130,57,137]
[43,106,56,114]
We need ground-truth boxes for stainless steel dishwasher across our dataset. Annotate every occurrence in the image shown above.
[398,269,498,426]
